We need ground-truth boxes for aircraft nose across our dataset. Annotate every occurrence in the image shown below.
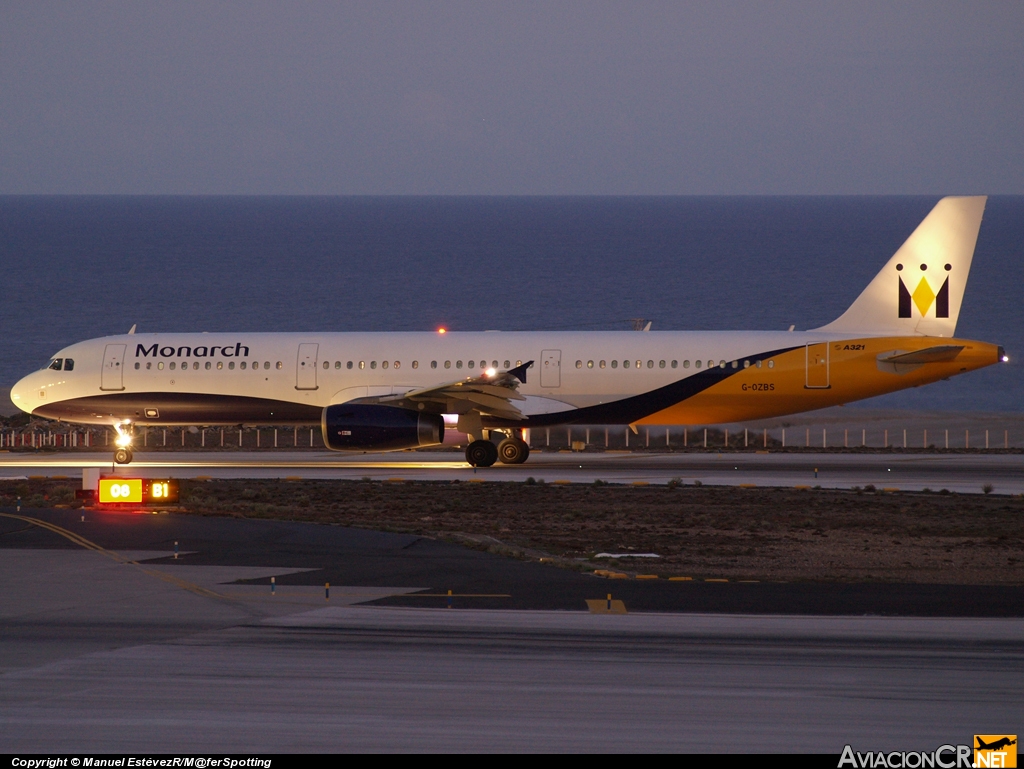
[10,373,38,415]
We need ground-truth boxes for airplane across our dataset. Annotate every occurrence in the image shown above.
[9,195,1006,468]
[976,738,1016,752]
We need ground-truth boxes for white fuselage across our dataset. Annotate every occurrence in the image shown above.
[12,329,819,426]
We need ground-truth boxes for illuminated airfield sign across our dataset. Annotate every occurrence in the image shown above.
[97,478,179,504]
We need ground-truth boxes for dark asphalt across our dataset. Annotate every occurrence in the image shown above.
[2,505,1022,616]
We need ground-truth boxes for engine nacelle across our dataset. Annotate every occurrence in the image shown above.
[321,404,444,451]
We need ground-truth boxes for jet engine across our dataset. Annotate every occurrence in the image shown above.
[321,404,444,451]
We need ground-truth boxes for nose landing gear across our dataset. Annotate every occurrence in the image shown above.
[113,422,134,465]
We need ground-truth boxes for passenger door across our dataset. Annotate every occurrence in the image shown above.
[100,344,126,391]
[540,349,561,388]
[296,343,319,390]
[805,343,830,389]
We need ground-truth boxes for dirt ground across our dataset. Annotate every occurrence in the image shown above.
[6,477,1021,585]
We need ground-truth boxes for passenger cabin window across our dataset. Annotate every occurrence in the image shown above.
[217,361,223,370]
[194,362,200,370]
[503,360,510,368]
[382,361,389,369]
[205,361,211,370]
[323,361,329,369]
[134,362,140,370]
[412,361,418,369]
[263,361,270,370]
[240,362,246,370]
[659,360,665,368]
[394,361,401,369]
[671,360,677,368]
[456,361,462,369]
[587,360,594,369]
[277,361,283,369]
[647,360,654,368]
[575,360,582,369]
[599,360,606,368]
[467,360,474,369]
[611,360,618,369]
[623,360,630,369]
[768,360,775,368]
[347,361,353,369]
[359,361,365,370]
[444,361,451,369]
[371,361,377,369]
[694,360,701,369]
[491,360,498,369]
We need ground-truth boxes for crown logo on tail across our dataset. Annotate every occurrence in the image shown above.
[897,263,950,319]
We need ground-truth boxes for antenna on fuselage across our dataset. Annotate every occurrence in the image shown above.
[128,324,137,335]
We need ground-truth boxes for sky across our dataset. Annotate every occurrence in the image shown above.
[1,2,1022,195]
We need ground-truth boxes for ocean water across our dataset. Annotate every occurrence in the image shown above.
[1,195,1021,411]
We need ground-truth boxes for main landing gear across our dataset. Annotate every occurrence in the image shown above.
[465,433,530,468]
[113,421,134,465]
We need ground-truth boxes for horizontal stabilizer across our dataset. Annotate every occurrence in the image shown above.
[878,345,964,365]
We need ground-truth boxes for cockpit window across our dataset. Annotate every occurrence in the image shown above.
[47,359,63,371]
[64,359,74,371]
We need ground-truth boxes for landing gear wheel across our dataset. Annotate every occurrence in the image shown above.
[497,438,530,465]
[466,439,498,468]
[113,447,133,465]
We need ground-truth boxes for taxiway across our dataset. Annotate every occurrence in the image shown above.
[1,449,1022,494]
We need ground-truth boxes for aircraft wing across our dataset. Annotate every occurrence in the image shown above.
[375,361,534,421]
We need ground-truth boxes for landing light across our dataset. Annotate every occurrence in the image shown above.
[115,434,132,447]
[1002,355,1010,363]
[485,367,497,377]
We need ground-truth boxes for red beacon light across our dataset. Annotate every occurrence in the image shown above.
[437,327,447,335]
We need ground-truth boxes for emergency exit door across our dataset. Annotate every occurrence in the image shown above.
[805,343,830,389]
[100,344,126,391]
[296,343,319,390]
[541,349,561,387]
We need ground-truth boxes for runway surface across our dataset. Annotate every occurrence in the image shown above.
[2,544,1021,752]
[2,509,1022,751]
[2,448,1023,494]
